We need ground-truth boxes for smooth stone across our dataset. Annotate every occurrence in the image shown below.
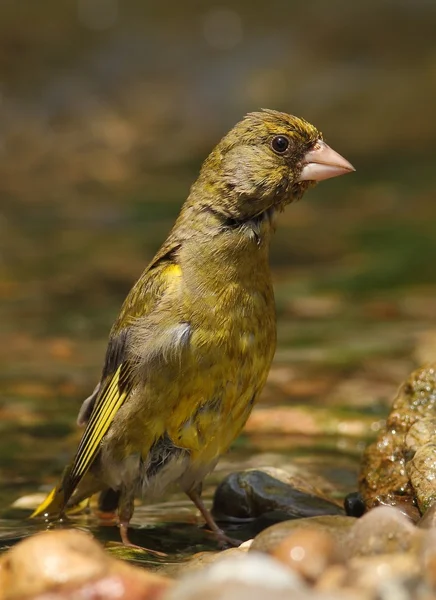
[342,553,420,594]
[407,444,436,513]
[164,553,305,600]
[358,364,436,514]
[166,582,366,600]
[359,493,421,523]
[163,548,248,578]
[345,506,420,557]
[0,529,172,600]
[272,528,342,582]
[417,503,436,529]
[316,564,348,591]
[418,528,436,589]
[404,417,436,454]
[212,469,343,521]
[250,515,355,554]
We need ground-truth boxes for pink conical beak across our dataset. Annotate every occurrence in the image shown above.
[297,140,355,182]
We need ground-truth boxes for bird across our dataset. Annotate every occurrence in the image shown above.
[31,109,354,549]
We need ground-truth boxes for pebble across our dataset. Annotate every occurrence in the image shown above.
[0,529,172,600]
[417,503,436,529]
[163,547,249,578]
[407,444,436,514]
[345,505,420,557]
[250,515,355,554]
[164,553,305,600]
[358,363,436,517]
[418,528,436,589]
[272,528,342,582]
[342,553,421,595]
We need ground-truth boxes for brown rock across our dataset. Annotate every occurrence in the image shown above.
[164,553,304,600]
[250,515,355,554]
[163,548,249,578]
[0,529,172,600]
[343,553,420,594]
[407,444,436,514]
[419,528,436,589]
[316,564,348,591]
[359,363,436,516]
[345,506,420,557]
[272,528,342,582]
[417,503,436,529]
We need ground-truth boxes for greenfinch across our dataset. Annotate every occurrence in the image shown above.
[32,110,354,548]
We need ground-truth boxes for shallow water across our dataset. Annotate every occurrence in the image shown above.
[1,0,436,565]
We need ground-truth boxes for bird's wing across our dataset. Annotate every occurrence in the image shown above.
[64,360,134,499]
[32,244,182,518]
[30,354,133,518]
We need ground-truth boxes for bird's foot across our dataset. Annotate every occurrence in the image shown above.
[210,528,242,549]
[119,522,167,557]
[186,487,242,549]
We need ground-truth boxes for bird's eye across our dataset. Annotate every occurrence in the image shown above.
[271,135,290,154]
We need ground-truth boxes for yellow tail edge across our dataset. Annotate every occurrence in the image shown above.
[30,485,64,519]
[30,485,91,519]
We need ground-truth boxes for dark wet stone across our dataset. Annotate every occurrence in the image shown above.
[212,469,344,522]
[250,515,355,554]
[344,492,365,518]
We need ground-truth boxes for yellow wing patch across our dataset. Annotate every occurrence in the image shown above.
[31,363,133,518]
[66,364,132,496]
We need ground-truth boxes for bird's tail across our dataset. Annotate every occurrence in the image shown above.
[30,466,97,519]
[30,484,65,518]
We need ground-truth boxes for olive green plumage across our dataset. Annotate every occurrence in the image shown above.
[32,109,353,546]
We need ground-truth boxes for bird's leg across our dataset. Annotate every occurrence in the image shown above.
[186,484,241,548]
[118,489,167,556]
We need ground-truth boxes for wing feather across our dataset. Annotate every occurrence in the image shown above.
[64,362,134,498]
[31,245,183,518]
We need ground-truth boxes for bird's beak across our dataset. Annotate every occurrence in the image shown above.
[297,140,355,182]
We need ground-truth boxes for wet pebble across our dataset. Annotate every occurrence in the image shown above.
[272,528,342,582]
[404,417,436,454]
[418,528,436,589]
[163,553,305,600]
[417,503,436,529]
[0,529,172,600]
[358,364,436,517]
[345,506,420,557]
[407,444,436,514]
[250,515,355,554]
[341,553,421,596]
[164,547,249,578]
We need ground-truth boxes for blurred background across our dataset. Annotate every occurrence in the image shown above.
[1,0,436,538]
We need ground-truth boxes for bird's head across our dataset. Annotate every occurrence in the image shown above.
[198,109,354,221]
